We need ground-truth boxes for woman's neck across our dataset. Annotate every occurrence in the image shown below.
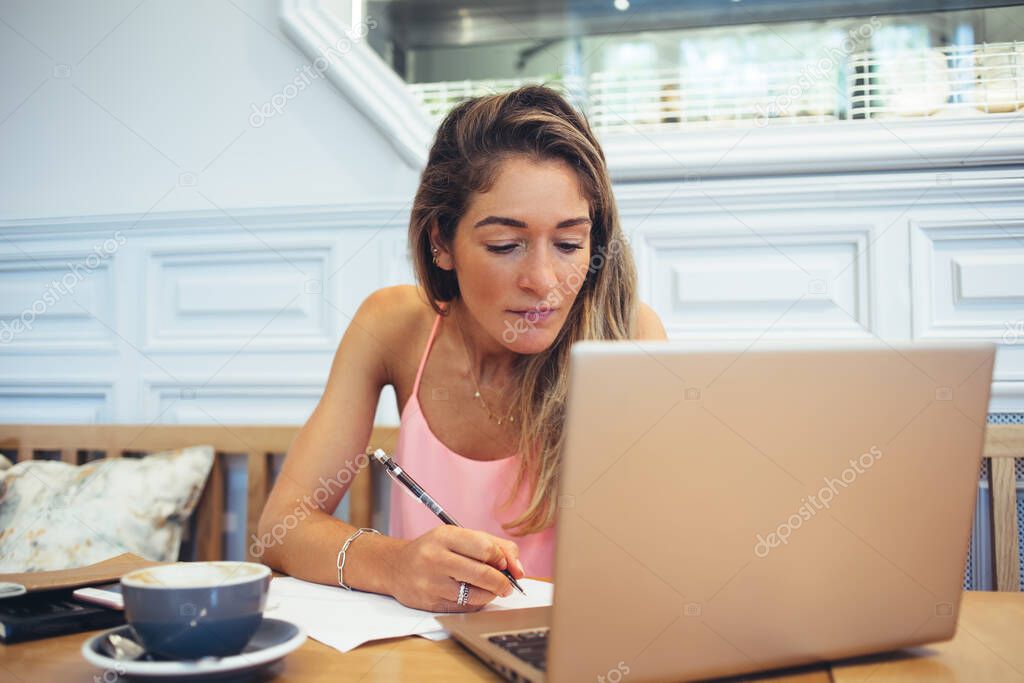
[447,299,517,388]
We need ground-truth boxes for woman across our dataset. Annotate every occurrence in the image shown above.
[258,85,667,613]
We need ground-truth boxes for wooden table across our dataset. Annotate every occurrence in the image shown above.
[1,591,1020,682]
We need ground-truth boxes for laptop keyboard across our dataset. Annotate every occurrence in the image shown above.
[488,628,549,672]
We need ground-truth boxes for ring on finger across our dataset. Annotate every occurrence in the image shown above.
[456,581,470,606]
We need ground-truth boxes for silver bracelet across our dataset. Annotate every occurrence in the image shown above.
[336,527,381,591]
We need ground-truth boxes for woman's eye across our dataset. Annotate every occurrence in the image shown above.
[485,242,584,254]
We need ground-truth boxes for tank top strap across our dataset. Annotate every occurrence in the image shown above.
[412,312,443,396]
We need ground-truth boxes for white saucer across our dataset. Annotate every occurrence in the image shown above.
[81,617,306,681]
[0,582,27,599]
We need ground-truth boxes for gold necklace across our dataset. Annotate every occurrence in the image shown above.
[454,314,516,426]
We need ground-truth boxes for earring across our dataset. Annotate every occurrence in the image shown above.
[431,246,439,266]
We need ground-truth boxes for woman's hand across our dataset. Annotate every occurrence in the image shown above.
[387,526,525,612]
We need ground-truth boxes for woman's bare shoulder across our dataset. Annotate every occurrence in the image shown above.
[634,301,668,340]
[355,285,437,374]
[360,284,435,328]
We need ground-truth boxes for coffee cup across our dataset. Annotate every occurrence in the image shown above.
[120,561,271,659]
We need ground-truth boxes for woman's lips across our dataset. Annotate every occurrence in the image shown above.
[508,308,556,322]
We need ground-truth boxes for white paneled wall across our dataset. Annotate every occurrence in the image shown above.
[0,380,114,423]
[620,167,1024,408]
[2,167,1022,428]
[0,204,415,428]
[910,219,1024,342]
[642,228,872,339]
[0,254,117,352]
[145,245,336,352]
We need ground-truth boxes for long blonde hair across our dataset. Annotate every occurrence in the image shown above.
[409,85,639,534]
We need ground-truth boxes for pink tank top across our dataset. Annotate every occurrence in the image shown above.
[388,312,556,578]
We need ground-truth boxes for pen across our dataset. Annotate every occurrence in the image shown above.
[371,448,526,596]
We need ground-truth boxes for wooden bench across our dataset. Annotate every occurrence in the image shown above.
[0,424,399,562]
[0,423,1021,590]
[985,424,1023,591]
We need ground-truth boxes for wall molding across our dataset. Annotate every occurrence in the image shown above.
[910,218,1024,342]
[142,242,338,353]
[614,168,1024,215]
[602,115,1024,181]
[0,201,411,241]
[141,376,326,425]
[0,379,114,423]
[0,252,117,354]
[990,379,1024,413]
[2,167,1022,240]
[278,0,432,170]
[635,225,874,340]
[1,173,1021,417]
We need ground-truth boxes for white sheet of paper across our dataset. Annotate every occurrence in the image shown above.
[415,630,452,641]
[264,577,553,653]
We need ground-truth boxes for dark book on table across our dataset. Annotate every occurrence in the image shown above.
[0,589,125,644]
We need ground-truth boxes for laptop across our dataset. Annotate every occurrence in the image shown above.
[437,339,995,682]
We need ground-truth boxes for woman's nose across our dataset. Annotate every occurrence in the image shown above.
[518,249,559,292]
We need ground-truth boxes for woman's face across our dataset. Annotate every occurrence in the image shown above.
[435,155,593,355]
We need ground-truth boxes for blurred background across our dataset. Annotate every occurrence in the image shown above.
[380,1,1024,129]
[0,1,1021,579]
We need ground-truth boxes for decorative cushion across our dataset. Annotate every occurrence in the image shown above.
[0,445,214,572]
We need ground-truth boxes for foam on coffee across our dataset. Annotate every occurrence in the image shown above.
[122,561,269,589]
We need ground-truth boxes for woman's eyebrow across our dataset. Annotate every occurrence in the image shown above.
[473,215,591,229]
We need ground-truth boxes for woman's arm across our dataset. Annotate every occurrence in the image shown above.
[257,287,399,592]
[257,287,524,610]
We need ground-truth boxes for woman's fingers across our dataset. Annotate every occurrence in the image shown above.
[444,551,515,598]
[425,577,496,613]
[485,536,525,580]
[443,527,521,575]
[442,527,507,568]
[407,527,524,613]
[446,577,496,608]
[497,540,526,579]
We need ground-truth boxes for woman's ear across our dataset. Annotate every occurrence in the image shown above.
[428,222,454,271]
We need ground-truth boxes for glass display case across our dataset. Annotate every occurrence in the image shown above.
[364,1,1024,135]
